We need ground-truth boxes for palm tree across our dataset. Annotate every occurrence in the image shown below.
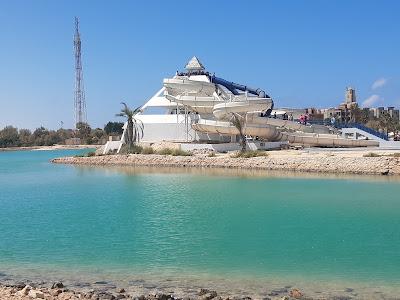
[230,113,247,152]
[116,102,144,153]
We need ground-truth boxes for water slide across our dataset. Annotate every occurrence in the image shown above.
[164,76,379,147]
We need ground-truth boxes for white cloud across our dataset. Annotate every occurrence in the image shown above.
[362,94,382,107]
[371,78,387,90]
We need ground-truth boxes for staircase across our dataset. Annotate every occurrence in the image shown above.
[337,123,388,141]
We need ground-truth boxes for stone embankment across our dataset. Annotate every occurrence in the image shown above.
[51,150,400,176]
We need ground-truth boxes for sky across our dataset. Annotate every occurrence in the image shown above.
[0,0,400,130]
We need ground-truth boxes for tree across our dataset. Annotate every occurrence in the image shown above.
[19,129,32,146]
[230,113,247,152]
[116,102,143,152]
[375,113,399,137]
[104,122,124,135]
[90,128,107,144]
[0,126,19,147]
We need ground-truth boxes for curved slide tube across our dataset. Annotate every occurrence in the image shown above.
[164,78,216,96]
[211,76,270,98]
[163,74,378,147]
[193,119,379,147]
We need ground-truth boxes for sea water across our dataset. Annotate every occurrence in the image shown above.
[1,150,400,297]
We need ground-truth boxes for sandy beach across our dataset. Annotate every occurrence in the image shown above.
[51,148,400,176]
[0,145,98,152]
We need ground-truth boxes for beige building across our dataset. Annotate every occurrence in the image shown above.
[370,107,400,121]
[345,87,356,104]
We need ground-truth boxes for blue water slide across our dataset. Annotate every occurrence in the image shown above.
[210,76,270,98]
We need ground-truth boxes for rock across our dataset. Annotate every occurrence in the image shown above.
[12,281,27,289]
[198,289,217,297]
[16,284,32,296]
[277,288,289,294]
[28,289,45,299]
[52,281,64,289]
[330,297,352,300]
[58,291,76,300]
[115,295,126,299]
[95,291,116,299]
[345,288,354,293]
[117,288,126,293]
[74,282,91,287]
[155,293,171,300]
[289,288,303,299]
[50,289,63,296]
[200,291,218,300]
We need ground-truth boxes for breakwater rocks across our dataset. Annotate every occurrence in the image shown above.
[51,150,400,176]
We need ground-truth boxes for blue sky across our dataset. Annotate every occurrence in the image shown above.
[0,0,399,130]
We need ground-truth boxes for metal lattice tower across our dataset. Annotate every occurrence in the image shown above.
[74,17,87,128]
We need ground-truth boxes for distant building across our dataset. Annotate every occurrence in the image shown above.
[370,106,400,121]
[319,87,358,123]
[345,87,356,104]
[305,107,324,120]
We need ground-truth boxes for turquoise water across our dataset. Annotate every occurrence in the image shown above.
[1,150,400,290]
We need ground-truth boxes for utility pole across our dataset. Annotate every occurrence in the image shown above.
[74,17,87,128]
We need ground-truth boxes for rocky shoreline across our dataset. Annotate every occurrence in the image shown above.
[51,150,400,176]
[0,279,368,300]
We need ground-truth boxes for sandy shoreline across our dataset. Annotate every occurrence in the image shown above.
[0,145,98,152]
[0,274,394,300]
[51,149,400,176]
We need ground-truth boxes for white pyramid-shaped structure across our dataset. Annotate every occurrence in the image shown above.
[185,56,205,71]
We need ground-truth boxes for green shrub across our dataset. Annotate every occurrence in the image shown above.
[74,151,96,157]
[156,148,192,156]
[119,144,143,154]
[141,147,155,154]
[363,152,380,157]
[157,148,174,155]
[207,152,216,157]
[171,149,192,156]
[232,150,269,158]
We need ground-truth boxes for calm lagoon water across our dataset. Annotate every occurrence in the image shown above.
[1,150,400,295]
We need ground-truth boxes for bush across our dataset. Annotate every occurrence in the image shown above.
[363,152,381,157]
[207,152,216,157]
[156,148,192,156]
[171,149,192,156]
[391,153,400,158]
[141,147,155,154]
[157,148,174,155]
[119,144,143,154]
[232,150,269,158]
[74,151,96,157]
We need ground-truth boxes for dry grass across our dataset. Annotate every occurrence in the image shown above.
[363,152,381,157]
[157,148,192,156]
[141,147,155,154]
[231,150,269,158]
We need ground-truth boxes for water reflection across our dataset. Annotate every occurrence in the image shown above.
[73,164,400,182]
